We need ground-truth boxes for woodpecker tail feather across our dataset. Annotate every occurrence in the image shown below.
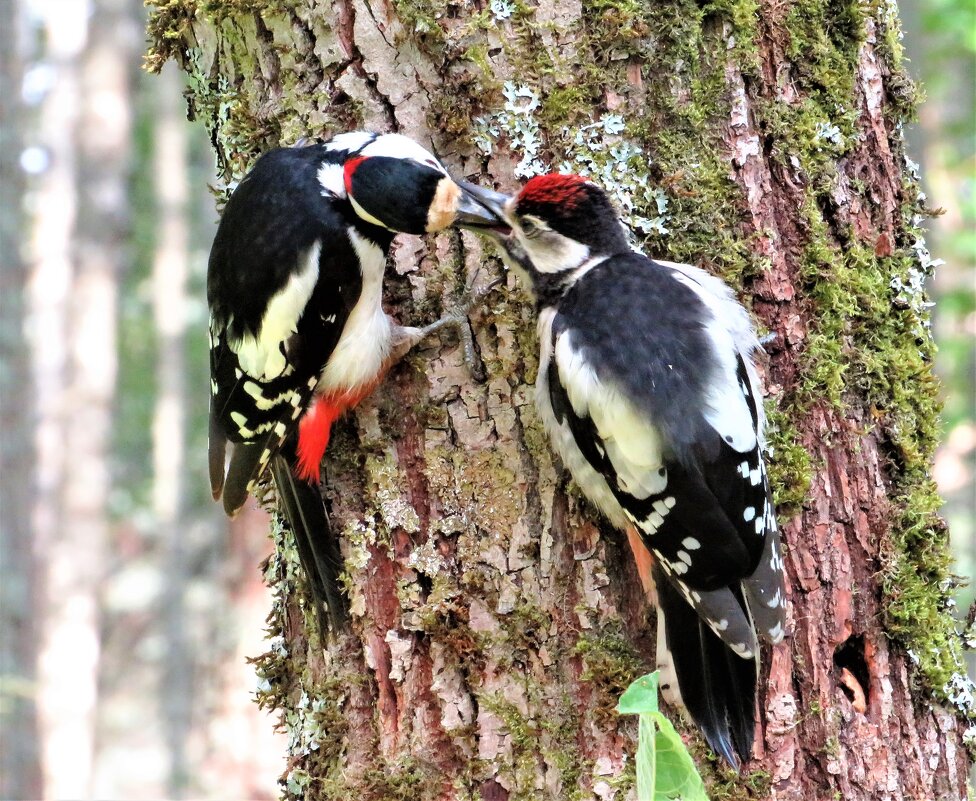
[220,441,270,517]
[270,455,349,636]
[208,403,228,501]
[219,423,291,516]
[653,563,756,770]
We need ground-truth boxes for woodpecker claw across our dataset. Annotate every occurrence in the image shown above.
[392,276,502,379]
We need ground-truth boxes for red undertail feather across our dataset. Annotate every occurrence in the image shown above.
[296,399,342,482]
[295,382,380,483]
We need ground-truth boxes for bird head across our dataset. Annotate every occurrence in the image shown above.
[342,134,501,234]
[458,174,631,277]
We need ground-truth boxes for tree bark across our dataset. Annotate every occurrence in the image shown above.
[147,1,972,799]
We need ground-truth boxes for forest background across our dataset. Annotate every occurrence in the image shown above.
[1,0,973,797]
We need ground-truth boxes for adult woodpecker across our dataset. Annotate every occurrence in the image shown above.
[208,131,500,632]
[460,174,786,768]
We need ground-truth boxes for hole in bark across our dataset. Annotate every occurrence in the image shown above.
[416,570,433,599]
[480,779,509,801]
[834,635,869,711]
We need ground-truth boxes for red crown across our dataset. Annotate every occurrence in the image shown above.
[517,173,589,209]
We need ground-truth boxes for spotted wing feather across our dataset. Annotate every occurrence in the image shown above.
[207,144,371,511]
[546,254,785,649]
[546,347,760,655]
[654,562,757,770]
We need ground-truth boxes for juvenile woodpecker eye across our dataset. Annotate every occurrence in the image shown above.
[520,217,543,238]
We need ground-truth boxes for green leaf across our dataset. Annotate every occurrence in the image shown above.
[616,671,660,715]
[648,711,708,801]
[637,713,657,799]
[618,672,709,801]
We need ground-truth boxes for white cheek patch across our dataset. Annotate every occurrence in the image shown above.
[523,232,590,274]
[234,241,320,380]
[317,162,346,197]
[357,133,445,168]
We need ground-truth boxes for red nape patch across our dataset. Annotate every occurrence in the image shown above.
[343,155,367,195]
[517,173,589,208]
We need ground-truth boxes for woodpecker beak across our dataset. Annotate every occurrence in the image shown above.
[455,181,513,234]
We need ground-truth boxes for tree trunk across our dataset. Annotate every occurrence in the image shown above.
[147,1,972,799]
[27,1,90,795]
[30,0,138,796]
[151,60,195,798]
[1,2,43,797]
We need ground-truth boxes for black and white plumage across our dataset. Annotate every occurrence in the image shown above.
[208,131,499,633]
[461,175,786,768]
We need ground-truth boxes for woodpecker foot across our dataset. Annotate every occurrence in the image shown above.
[392,277,502,380]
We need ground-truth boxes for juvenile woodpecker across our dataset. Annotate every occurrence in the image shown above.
[208,131,499,632]
[461,174,786,768]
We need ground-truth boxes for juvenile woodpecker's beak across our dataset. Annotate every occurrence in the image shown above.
[454,181,513,234]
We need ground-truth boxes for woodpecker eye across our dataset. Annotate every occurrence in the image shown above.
[520,217,544,238]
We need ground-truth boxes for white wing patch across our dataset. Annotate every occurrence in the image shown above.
[656,259,762,364]
[234,241,320,380]
[230,412,278,439]
[553,330,667,500]
[242,380,300,411]
[534,309,628,529]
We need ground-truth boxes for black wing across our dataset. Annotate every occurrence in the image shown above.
[546,254,788,765]
[207,145,362,513]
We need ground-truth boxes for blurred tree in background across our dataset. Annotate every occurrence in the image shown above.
[902,0,976,625]
[3,1,283,798]
[0,0,972,798]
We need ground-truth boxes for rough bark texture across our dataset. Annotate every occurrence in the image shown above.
[148,1,971,799]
